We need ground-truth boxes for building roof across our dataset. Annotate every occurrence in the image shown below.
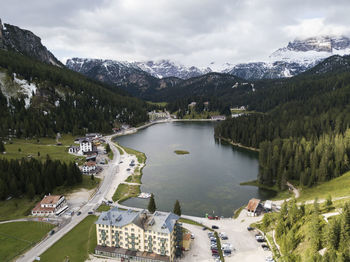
[85,161,96,167]
[247,198,261,212]
[183,233,191,241]
[95,207,179,233]
[264,200,272,209]
[32,195,64,213]
[41,195,63,205]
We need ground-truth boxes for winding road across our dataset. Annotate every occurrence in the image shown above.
[16,135,121,262]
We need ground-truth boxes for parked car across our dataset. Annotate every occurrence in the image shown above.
[262,244,270,251]
[208,215,220,220]
[202,227,207,231]
[191,233,195,239]
[88,211,93,215]
[266,257,275,262]
[49,230,55,235]
[257,238,266,243]
[212,225,219,229]
[77,211,81,216]
[208,232,214,237]
[247,226,254,231]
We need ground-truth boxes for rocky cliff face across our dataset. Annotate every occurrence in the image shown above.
[0,18,61,66]
[134,59,211,79]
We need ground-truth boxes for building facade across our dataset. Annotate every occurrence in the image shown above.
[31,195,68,216]
[95,208,182,262]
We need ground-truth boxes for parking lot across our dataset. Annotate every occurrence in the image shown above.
[181,210,273,262]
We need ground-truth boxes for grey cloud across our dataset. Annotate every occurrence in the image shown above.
[1,0,350,67]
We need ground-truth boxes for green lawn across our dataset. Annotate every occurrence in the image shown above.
[119,145,146,164]
[182,110,221,119]
[40,215,97,262]
[112,184,140,202]
[114,142,124,155]
[2,134,84,163]
[52,175,100,195]
[146,101,168,107]
[298,171,350,202]
[96,204,111,212]
[0,176,100,222]
[125,174,142,184]
[0,198,40,221]
[0,221,54,262]
[178,218,212,231]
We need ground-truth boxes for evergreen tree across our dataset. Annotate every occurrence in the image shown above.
[0,141,5,152]
[147,193,156,213]
[173,200,181,216]
[105,143,111,153]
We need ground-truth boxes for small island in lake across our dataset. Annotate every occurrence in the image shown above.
[174,150,190,155]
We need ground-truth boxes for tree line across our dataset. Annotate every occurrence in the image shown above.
[262,198,350,261]
[215,64,350,188]
[0,50,149,139]
[0,156,82,200]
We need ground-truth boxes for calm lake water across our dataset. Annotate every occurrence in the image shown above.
[115,121,275,217]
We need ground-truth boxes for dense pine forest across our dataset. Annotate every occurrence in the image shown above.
[0,157,82,200]
[0,50,149,138]
[215,55,350,189]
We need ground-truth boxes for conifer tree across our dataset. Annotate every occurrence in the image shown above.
[173,200,181,216]
[148,193,156,213]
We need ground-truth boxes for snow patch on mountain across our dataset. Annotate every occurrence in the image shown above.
[13,74,37,108]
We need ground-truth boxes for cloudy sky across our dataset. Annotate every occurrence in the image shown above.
[1,0,350,68]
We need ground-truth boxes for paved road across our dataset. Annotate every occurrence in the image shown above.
[17,135,120,262]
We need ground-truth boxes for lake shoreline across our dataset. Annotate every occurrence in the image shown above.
[218,136,260,152]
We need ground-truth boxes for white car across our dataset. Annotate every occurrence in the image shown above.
[266,257,275,262]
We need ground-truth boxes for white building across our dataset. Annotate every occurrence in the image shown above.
[82,161,97,173]
[31,195,68,216]
[80,140,93,154]
[95,208,182,262]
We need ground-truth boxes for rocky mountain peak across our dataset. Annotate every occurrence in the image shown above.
[0,18,62,66]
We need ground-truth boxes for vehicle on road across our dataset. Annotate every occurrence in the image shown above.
[77,211,81,216]
[262,244,270,251]
[49,230,55,235]
[212,225,219,229]
[266,257,275,262]
[202,227,207,230]
[127,168,131,171]
[88,211,94,215]
[208,216,220,220]
[247,226,254,231]
[191,233,195,239]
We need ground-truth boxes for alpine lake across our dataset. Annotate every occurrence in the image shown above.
[115,121,276,217]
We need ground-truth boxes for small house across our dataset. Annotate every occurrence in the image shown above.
[82,161,97,173]
[246,198,261,217]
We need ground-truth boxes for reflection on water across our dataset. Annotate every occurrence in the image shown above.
[115,121,275,217]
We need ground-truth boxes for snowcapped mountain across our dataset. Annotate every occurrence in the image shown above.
[224,36,350,80]
[67,36,350,84]
[133,59,211,79]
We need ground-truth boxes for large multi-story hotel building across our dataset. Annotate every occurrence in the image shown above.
[95,208,182,262]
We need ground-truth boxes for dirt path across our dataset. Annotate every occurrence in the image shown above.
[286,182,300,198]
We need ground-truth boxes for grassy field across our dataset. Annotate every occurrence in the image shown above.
[125,173,142,184]
[112,183,140,202]
[182,110,221,120]
[146,101,168,107]
[114,142,124,155]
[298,171,350,202]
[0,198,41,221]
[174,150,190,155]
[2,134,84,163]
[40,215,97,262]
[119,145,146,164]
[0,176,100,221]
[96,204,111,212]
[0,221,54,262]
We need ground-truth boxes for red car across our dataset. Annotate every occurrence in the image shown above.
[208,216,220,220]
